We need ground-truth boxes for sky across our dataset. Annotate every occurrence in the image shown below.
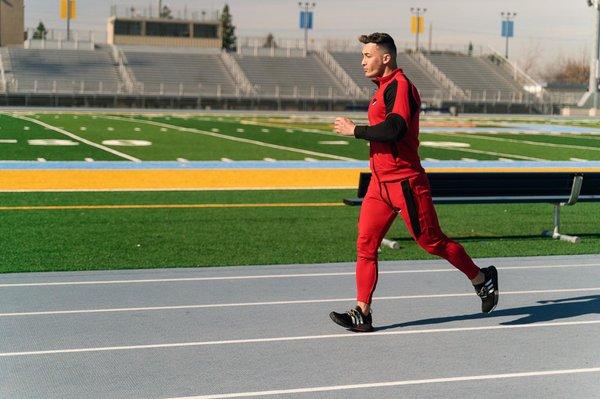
[24,0,597,74]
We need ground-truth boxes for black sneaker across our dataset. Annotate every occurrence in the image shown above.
[329,306,373,332]
[474,266,499,313]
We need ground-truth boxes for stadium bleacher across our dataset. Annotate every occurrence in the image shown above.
[122,49,238,96]
[6,48,122,93]
[422,52,527,101]
[233,53,347,97]
[0,41,548,109]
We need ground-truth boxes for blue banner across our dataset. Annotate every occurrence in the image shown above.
[300,11,313,29]
[501,20,514,38]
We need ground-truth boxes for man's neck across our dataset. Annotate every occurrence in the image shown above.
[380,65,398,78]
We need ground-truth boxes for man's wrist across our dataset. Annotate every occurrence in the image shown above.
[354,125,367,139]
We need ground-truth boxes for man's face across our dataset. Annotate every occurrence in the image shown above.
[361,43,389,79]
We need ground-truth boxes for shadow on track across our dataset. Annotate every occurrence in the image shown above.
[375,295,600,331]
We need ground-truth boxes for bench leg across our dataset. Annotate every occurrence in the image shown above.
[380,238,400,250]
[542,204,580,244]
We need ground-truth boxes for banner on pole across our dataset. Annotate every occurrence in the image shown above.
[410,16,424,34]
[60,0,77,20]
[299,11,313,29]
[501,20,514,38]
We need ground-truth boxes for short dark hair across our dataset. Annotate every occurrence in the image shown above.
[358,32,397,57]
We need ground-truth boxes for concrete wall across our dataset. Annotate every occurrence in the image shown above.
[0,0,25,47]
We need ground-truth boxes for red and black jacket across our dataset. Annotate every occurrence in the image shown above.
[354,68,424,182]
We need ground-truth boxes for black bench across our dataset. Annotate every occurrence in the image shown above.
[344,172,600,243]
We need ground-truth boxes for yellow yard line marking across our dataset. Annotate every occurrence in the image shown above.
[0,202,344,211]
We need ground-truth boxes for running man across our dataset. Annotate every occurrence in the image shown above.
[329,33,499,332]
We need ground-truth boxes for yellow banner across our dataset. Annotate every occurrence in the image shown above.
[60,0,77,20]
[410,16,424,34]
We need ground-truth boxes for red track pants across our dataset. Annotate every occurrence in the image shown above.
[356,173,480,304]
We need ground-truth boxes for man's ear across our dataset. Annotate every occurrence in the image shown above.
[382,53,391,65]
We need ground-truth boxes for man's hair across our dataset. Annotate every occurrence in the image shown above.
[358,32,397,57]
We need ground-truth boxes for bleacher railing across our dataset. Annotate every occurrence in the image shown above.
[0,51,7,93]
[111,45,138,94]
[485,46,547,102]
[411,51,466,100]
[220,51,255,95]
[25,38,95,51]
[313,46,363,98]
[9,79,125,95]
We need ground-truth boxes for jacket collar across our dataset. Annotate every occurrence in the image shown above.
[372,68,402,86]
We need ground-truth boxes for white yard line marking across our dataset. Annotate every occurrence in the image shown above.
[432,144,545,161]
[167,367,600,399]
[100,116,356,161]
[0,263,598,288]
[239,119,337,137]
[0,139,17,144]
[10,115,141,162]
[444,132,600,152]
[318,141,349,145]
[2,287,600,318]
[1,320,599,357]
[84,158,94,162]
[36,158,46,162]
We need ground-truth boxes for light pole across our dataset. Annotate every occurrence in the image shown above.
[298,2,316,54]
[501,11,517,59]
[410,7,426,52]
[587,0,600,109]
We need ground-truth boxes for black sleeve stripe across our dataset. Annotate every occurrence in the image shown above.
[383,80,398,115]
[407,80,419,118]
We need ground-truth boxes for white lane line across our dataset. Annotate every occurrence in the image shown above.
[167,367,600,399]
[1,320,599,358]
[100,116,356,161]
[1,263,598,288]
[10,115,141,162]
[2,287,600,318]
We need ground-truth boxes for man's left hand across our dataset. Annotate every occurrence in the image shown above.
[334,117,356,136]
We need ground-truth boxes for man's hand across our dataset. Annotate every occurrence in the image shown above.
[333,117,356,136]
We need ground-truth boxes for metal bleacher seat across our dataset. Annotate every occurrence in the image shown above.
[123,50,237,96]
[7,48,121,93]
[233,53,347,98]
[423,52,525,102]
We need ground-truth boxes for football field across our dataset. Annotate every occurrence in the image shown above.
[2,112,600,162]
[0,111,599,273]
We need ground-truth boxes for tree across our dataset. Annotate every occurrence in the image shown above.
[160,5,173,19]
[32,21,47,40]
[221,4,237,51]
[263,33,277,48]
[542,51,589,85]
[518,40,544,79]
